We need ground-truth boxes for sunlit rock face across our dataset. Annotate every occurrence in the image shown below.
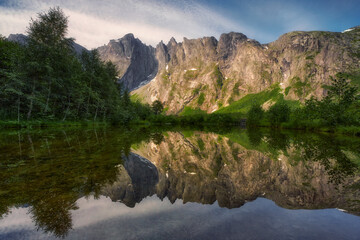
[105,131,360,214]
[96,28,360,113]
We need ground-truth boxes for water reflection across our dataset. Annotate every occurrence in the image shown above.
[0,127,359,238]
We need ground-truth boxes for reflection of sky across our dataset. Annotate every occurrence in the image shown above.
[1,196,360,240]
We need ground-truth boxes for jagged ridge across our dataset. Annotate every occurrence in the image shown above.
[98,27,360,114]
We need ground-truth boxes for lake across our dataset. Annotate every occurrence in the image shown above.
[0,126,360,239]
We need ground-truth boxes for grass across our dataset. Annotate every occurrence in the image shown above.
[215,87,282,114]
[180,106,207,116]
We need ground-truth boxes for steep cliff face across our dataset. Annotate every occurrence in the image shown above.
[128,27,360,113]
[127,131,360,213]
[97,34,158,91]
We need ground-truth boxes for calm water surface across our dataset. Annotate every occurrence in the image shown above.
[0,127,360,239]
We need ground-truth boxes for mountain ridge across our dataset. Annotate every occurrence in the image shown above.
[9,25,360,115]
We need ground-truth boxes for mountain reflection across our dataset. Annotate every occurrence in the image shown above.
[0,127,359,238]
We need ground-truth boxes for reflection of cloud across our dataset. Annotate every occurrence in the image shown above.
[0,0,247,48]
[0,207,33,232]
[72,196,182,229]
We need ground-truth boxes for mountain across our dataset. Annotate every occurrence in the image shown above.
[101,131,360,214]
[97,33,158,91]
[98,27,360,114]
[7,33,88,55]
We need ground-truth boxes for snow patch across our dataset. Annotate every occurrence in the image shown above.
[342,28,354,33]
[336,208,347,212]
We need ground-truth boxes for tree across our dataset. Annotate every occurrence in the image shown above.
[151,100,164,115]
[303,74,359,126]
[267,102,290,127]
[326,75,357,107]
[247,104,264,126]
[25,7,75,120]
[27,7,73,48]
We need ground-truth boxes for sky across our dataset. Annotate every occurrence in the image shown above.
[0,0,359,49]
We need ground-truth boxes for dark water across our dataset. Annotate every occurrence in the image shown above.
[0,127,360,240]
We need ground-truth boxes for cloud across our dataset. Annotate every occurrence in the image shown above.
[0,0,249,49]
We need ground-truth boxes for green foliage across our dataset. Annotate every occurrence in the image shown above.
[336,71,360,88]
[197,93,205,105]
[247,104,264,126]
[292,74,360,128]
[285,86,291,96]
[290,76,311,98]
[233,82,240,96]
[151,100,164,115]
[0,7,152,125]
[180,107,207,116]
[267,102,291,126]
[215,87,282,115]
[213,65,224,88]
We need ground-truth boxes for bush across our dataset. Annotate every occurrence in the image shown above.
[267,102,291,127]
[247,104,264,126]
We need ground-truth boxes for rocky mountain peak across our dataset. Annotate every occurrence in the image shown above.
[7,33,87,55]
[218,32,248,60]
[167,37,178,48]
[7,33,28,45]
[98,33,158,90]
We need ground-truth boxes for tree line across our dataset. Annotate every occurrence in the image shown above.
[247,75,360,132]
[0,7,155,124]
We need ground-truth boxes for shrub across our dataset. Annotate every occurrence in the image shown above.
[267,102,291,127]
[247,104,264,126]
[197,93,205,105]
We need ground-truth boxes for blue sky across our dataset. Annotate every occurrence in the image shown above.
[0,0,359,49]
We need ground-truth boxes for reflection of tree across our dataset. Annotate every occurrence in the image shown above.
[30,196,77,238]
[246,128,263,147]
[265,130,291,152]
[1,126,360,237]
[150,132,164,145]
[0,126,155,238]
[300,137,358,184]
[263,131,359,184]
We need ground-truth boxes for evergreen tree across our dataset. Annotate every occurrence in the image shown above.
[151,100,164,115]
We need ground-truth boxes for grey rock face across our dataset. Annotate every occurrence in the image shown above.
[101,153,159,208]
[7,34,28,45]
[7,33,88,55]
[97,34,158,91]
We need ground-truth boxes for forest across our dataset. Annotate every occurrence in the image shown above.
[0,7,153,126]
